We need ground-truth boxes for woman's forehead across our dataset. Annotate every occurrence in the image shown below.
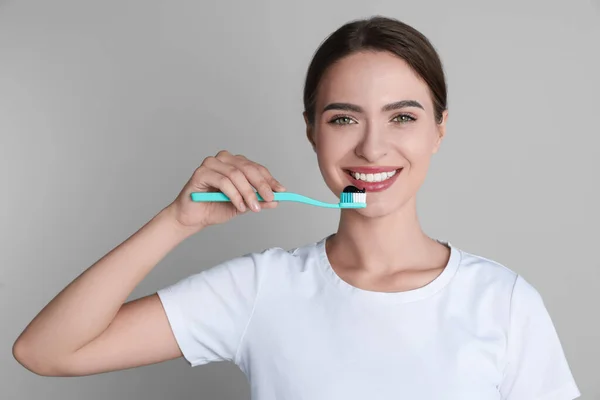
[316,52,434,112]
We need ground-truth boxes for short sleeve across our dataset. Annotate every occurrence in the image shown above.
[156,250,269,367]
[499,275,581,400]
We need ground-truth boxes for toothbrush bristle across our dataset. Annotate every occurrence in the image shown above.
[340,185,366,206]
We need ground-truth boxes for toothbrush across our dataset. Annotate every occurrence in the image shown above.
[190,185,366,209]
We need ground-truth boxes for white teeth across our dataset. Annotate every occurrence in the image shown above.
[350,169,398,182]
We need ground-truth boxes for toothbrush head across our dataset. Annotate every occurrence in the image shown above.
[339,185,367,208]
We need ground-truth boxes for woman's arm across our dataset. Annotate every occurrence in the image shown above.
[12,151,282,376]
[12,207,194,376]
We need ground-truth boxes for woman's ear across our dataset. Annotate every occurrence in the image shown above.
[432,110,448,154]
[303,111,316,151]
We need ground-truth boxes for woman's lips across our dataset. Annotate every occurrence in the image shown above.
[345,168,403,192]
[344,166,400,174]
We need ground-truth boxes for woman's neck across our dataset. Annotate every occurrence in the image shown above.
[328,197,445,273]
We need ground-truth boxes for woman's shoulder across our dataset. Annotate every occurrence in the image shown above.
[451,244,545,304]
[453,245,518,282]
[209,237,324,274]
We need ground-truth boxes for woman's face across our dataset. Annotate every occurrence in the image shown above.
[306,50,447,218]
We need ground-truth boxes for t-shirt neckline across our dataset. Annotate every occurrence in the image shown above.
[316,234,462,304]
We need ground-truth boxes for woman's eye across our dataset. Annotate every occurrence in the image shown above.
[330,116,356,125]
[392,114,416,123]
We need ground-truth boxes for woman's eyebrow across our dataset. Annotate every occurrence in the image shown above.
[381,100,424,111]
[322,100,424,113]
[322,102,363,113]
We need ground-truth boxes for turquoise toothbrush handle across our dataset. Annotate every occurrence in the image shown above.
[269,193,339,208]
[190,191,340,208]
[190,192,233,202]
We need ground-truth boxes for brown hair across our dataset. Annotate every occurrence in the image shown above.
[303,16,447,125]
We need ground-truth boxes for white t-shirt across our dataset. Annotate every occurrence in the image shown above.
[157,236,581,400]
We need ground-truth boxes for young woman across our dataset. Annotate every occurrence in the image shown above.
[13,16,580,400]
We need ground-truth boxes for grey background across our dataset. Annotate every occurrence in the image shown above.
[1,0,598,399]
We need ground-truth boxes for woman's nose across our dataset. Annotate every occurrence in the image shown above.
[354,125,388,162]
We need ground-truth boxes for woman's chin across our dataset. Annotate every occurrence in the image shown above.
[346,200,402,219]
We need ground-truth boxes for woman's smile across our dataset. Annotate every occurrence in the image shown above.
[343,167,403,192]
